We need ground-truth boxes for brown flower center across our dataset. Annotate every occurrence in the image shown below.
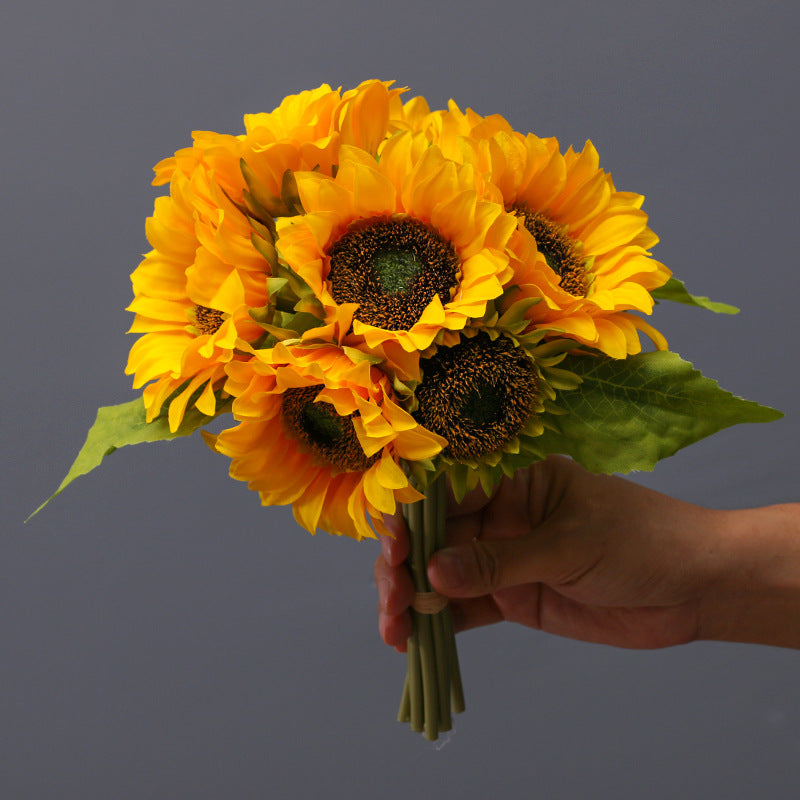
[515,205,588,297]
[327,216,460,330]
[193,305,225,335]
[281,385,378,472]
[413,332,539,461]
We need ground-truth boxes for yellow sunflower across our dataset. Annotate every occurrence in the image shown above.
[272,131,519,376]
[389,100,671,358]
[498,135,670,358]
[125,166,265,431]
[402,328,579,499]
[152,80,405,212]
[204,341,446,540]
[127,81,406,430]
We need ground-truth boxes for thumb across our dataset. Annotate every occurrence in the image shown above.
[428,534,556,598]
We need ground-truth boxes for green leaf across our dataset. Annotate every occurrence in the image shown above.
[342,346,384,365]
[250,231,279,271]
[535,351,782,474]
[240,158,286,218]
[496,296,540,328]
[27,396,224,520]
[265,276,289,298]
[652,277,739,314]
[280,169,304,215]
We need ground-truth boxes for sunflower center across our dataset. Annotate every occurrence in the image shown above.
[327,216,460,331]
[302,403,344,446]
[413,332,539,461]
[371,248,422,294]
[457,377,504,427]
[514,205,588,297]
[281,385,378,472]
[193,305,224,335]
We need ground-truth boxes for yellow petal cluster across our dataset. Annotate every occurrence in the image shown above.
[274,132,517,369]
[125,166,265,430]
[392,98,671,357]
[206,342,446,540]
[126,81,405,430]
[125,80,677,537]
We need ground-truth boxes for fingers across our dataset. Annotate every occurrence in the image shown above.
[375,544,505,646]
[374,549,415,651]
[375,550,415,614]
[428,531,559,599]
[446,480,498,518]
[380,510,410,567]
[376,511,414,650]
[379,610,413,653]
[445,465,536,548]
[376,475,549,646]
[448,596,504,632]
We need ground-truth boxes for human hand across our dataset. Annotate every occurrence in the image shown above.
[376,456,735,650]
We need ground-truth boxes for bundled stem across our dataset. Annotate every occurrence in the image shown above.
[397,472,465,739]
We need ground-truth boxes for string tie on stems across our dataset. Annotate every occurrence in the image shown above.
[412,591,448,615]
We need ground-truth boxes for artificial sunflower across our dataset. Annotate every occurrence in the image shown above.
[125,167,266,431]
[204,341,446,540]
[501,135,671,358]
[391,100,671,358]
[272,131,518,376]
[153,80,404,203]
[406,329,579,498]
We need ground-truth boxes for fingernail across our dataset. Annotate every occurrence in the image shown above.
[432,550,465,590]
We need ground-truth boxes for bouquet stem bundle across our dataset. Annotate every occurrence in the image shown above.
[398,472,465,740]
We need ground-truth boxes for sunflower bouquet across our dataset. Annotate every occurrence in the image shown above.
[34,80,781,740]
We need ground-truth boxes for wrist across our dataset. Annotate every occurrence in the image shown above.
[698,504,800,648]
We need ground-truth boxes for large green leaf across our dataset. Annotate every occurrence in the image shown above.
[536,351,782,474]
[28,396,224,520]
[652,277,739,314]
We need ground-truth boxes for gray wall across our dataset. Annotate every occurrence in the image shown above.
[2,1,799,797]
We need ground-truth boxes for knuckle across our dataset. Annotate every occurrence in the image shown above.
[374,553,391,583]
[471,540,501,591]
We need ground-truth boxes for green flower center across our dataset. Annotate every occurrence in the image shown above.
[302,402,344,446]
[514,205,588,297]
[281,385,378,472]
[327,216,460,331]
[413,332,539,461]
[371,248,422,294]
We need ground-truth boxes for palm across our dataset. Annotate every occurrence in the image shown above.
[442,460,702,649]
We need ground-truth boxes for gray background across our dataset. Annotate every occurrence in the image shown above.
[2,1,799,797]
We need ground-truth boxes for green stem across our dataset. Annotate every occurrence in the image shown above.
[419,613,439,740]
[397,672,410,723]
[397,472,465,739]
[409,495,439,740]
[427,474,451,729]
[433,610,452,730]
[434,473,465,713]
[406,496,427,590]
[407,634,423,732]
[446,608,466,714]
